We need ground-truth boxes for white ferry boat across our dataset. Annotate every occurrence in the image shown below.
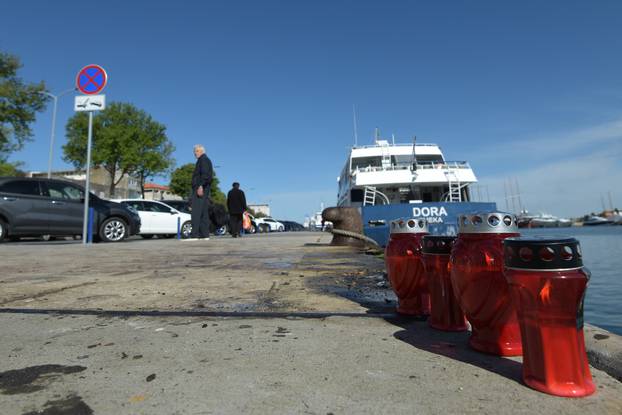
[337,132,496,245]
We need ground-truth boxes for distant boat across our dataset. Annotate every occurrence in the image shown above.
[520,212,573,228]
[610,214,622,225]
[530,214,559,228]
[583,215,612,226]
[517,210,536,228]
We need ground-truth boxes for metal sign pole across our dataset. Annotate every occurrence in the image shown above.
[82,111,94,244]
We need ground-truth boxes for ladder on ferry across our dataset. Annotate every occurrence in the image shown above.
[364,186,377,206]
[363,186,390,206]
[445,169,462,202]
[380,141,391,169]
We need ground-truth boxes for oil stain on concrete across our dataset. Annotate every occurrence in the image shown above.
[22,395,93,415]
[0,365,86,395]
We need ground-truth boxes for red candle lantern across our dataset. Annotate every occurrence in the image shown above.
[422,235,468,331]
[385,218,430,316]
[450,212,522,356]
[504,236,595,397]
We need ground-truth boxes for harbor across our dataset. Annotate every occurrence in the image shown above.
[1,232,621,414]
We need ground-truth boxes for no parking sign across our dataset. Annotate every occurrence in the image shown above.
[76,64,108,95]
[75,64,108,244]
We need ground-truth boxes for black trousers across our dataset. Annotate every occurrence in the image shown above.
[190,191,211,238]
[229,213,243,236]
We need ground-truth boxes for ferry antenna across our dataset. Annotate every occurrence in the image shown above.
[352,105,359,147]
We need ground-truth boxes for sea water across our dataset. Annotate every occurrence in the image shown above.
[521,226,622,335]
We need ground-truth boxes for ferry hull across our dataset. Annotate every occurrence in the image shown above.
[362,202,497,247]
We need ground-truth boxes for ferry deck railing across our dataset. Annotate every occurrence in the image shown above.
[352,161,471,173]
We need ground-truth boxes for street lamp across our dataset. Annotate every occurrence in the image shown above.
[39,88,76,178]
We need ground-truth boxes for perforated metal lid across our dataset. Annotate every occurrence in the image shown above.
[457,212,518,234]
[390,218,428,234]
[422,235,456,255]
[503,236,584,271]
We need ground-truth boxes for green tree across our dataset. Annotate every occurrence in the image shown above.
[0,160,24,176]
[0,51,48,160]
[169,162,227,206]
[63,102,175,197]
[131,120,175,197]
[169,163,194,198]
[210,175,227,206]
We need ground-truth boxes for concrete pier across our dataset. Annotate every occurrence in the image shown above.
[1,232,621,414]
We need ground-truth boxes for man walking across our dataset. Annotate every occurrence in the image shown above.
[227,182,248,238]
[188,144,213,240]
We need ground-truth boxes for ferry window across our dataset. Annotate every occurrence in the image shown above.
[393,155,415,166]
[351,157,382,170]
[351,189,364,202]
[416,155,444,164]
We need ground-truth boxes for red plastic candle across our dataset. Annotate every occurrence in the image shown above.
[385,218,430,316]
[450,212,522,356]
[422,235,467,331]
[504,236,595,397]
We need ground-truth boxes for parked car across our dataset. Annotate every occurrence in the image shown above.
[280,220,305,232]
[161,199,190,214]
[0,177,141,242]
[254,217,284,232]
[160,199,230,235]
[113,199,192,239]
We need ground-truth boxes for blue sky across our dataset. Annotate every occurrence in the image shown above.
[2,1,622,220]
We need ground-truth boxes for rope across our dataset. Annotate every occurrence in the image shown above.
[328,228,381,248]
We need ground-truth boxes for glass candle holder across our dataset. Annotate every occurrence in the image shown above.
[450,212,522,356]
[385,218,430,316]
[504,236,595,397]
[422,235,467,331]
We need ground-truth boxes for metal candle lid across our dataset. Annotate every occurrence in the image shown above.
[457,212,518,234]
[390,218,428,234]
[422,235,456,255]
[503,236,583,271]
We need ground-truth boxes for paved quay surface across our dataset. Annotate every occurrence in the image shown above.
[1,232,621,414]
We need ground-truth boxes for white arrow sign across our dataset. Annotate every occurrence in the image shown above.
[75,94,106,112]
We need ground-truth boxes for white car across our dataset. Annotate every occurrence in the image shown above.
[254,217,284,232]
[113,199,192,239]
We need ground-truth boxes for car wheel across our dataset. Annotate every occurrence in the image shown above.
[215,224,227,236]
[278,226,284,232]
[99,217,128,242]
[0,219,7,242]
[141,234,154,239]
[181,221,192,238]
[247,225,256,234]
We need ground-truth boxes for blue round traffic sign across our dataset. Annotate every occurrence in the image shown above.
[76,64,108,95]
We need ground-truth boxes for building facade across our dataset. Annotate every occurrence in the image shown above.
[248,204,271,217]
[28,167,141,199]
[143,183,181,201]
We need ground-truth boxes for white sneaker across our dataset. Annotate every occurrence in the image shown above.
[199,237,210,240]
[181,238,200,241]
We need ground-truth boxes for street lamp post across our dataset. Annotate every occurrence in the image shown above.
[40,88,76,178]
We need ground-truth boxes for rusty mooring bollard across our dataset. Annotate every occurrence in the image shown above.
[321,207,365,247]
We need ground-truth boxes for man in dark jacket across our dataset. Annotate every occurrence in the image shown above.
[227,182,248,238]
[188,144,213,240]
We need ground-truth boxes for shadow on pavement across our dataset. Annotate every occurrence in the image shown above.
[387,316,523,384]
